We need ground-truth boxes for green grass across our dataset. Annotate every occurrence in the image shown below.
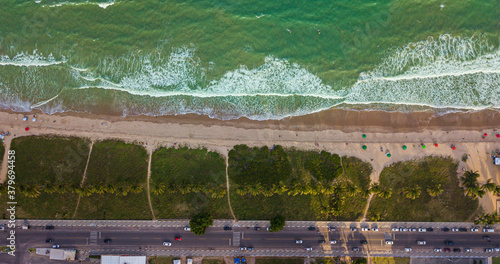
[148,256,175,264]
[150,147,230,219]
[229,146,372,220]
[6,136,90,219]
[492,258,500,264]
[368,156,478,222]
[0,141,4,166]
[256,258,305,264]
[76,140,151,220]
[202,258,225,264]
[371,257,410,264]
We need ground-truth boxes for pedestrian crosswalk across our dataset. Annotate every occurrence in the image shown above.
[233,232,240,246]
[89,231,98,245]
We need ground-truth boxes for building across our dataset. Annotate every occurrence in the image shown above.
[49,249,76,261]
[101,255,147,264]
[495,157,500,165]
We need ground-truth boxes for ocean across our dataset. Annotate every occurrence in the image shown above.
[0,0,499,120]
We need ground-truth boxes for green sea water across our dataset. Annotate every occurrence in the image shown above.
[0,0,499,119]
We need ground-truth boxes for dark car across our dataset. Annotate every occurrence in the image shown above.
[458,228,467,232]
[352,247,360,251]
[45,225,55,230]
[104,239,112,243]
[443,248,451,252]
[254,226,261,231]
[441,228,450,232]
[360,240,368,245]
[247,247,254,251]
[426,228,434,232]
[319,240,326,244]
[224,226,232,231]
[175,236,182,241]
[46,238,54,243]
[444,241,454,245]
[453,248,461,252]
[328,226,335,232]
[484,236,491,240]
[308,226,316,231]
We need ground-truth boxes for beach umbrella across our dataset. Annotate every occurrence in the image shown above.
[402,145,407,150]
[452,146,456,150]
[496,134,500,138]
[362,134,367,138]
[362,145,367,150]
[434,143,438,147]
[422,145,426,149]
[25,127,29,131]
[484,133,488,137]
[387,154,391,157]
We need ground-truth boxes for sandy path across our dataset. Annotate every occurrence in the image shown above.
[72,140,94,219]
[0,111,499,213]
[146,147,156,220]
[225,156,237,221]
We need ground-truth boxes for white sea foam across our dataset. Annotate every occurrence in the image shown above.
[0,50,66,67]
[44,1,115,9]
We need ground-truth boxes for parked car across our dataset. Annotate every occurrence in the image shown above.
[295,240,303,244]
[495,248,500,252]
[305,247,313,251]
[483,236,490,240]
[418,228,426,232]
[104,239,112,244]
[434,248,442,252]
[464,248,472,252]
[350,227,357,232]
[163,241,171,246]
[459,228,467,232]
[361,227,370,231]
[184,226,191,231]
[254,226,261,231]
[351,247,359,251]
[328,226,335,232]
[409,228,417,232]
[45,225,55,230]
[453,248,461,252]
[239,247,247,251]
[451,228,459,232]
[330,240,337,244]
[391,227,399,232]
[401,228,408,232]
[319,240,326,244]
[247,247,254,251]
[426,228,434,232]
[471,227,479,232]
[385,240,394,245]
[224,226,232,231]
[443,248,451,252]
[308,226,316,231]
[404,248,412,252]
[416,240,426,245]
[360,240,368,245]
[485,248,493,252]
[52,244,60,248]
[372,227,379,232]
[441,228,450,232]
[444,240,454,245]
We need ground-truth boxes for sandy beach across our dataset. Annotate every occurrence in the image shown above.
[1,108,500,214]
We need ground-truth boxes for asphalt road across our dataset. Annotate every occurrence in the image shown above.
[1,225,500,263]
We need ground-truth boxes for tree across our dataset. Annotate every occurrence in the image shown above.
[269,214,286,232]
[474,212,499,225]
[189,212,213,235]
[482,179,496,192]
[403,186,421,200]
[378,188,392,199]
[427,185,443,197]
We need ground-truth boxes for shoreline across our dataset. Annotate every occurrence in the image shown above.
[9,107,500,133]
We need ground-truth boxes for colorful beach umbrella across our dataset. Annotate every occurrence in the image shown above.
[434,143,438,147]
[422,145,426,149]
[25,127,29,131]
[496,134,500,138]
[452,146,456,150]
[484,133,488,136]
[362,134,367,138]
[402,145,407,150]
[362,145,367,150]
[387,154,391,157]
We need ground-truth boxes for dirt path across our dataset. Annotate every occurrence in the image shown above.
[361,193,375,221]
[225,155,237,221]
[72,140,94,219]
[146,146,156,220]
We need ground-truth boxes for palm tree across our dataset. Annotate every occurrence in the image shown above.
[378,188,392,199]
[427,185,443,197]
[345,183,359,197]
[494,185,500,196]
[460,170,480,188]
[130,184,143,194]
[404,186,421,200]
[370,183,381,194]
[360,188,372,198]
[482,179,496,192]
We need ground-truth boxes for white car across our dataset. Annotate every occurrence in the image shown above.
[409,228,417,232]
[465,248,472,252]
[305,247,313,251]
[330,240,337,244]
[385,240,394,245]
[485,248,493,253]
[295,240,303,244]
[495,248,500,252]
[350,227,357,231]
[184,226,191,231]
[434,248,442,252]
[401,228,408,232]
[163,241,171,246]
[239,247,247,251]
[361,227,370,231]
[416,240,426,245]
[372,227,379,232]
[471,227,479,232]
[391,228,399,232]
[404,247,412,252]
[418,228,426,232]
[328,226,335,231]
[451,228,459,232]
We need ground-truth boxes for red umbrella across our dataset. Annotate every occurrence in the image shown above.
[484,133,488,136]
[496,134,500,138]
[434,143,438,147]
[25,127,29,131]
[452,146,456,150]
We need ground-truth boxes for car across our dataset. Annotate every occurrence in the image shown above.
[471,227,479,232]
[330,240,337,244]
[451,228,459,232]
[328,226,335,232]
[453,248,461,252]
[426,228,434,232]
[308,226,316,231]
[484,236,491,240]
[0,224,4,230]
[239,247,247,251]
[352,247,359,251]
[361,227,370,231]
[418,228,426,232]
[360,240,368,245]
[305,247,313,251]
[319,240,326,244]
[184,226,191,231]
[52,244,60,248]
[266,227,271,231]
[485,248,493,252]
[401,228,408,232]
[224,226,232,231]
[434,248,442,252]
[459,228,467,232]
[295,240,303,244]
[404,248,412,252]
[442,228,450,232]
[45,225,55,230]
[104,239,112,244]
[247,247,254,251]
[372,227,379,232]
[444,240,454,245]
[175,236,182,241]
[443,248,451,252]
[46,238,54,243]
[254,226,261,231]
[350,227,357,232]
[391,228,399,232]
[416,240,426,245]
[385,240,394,245]
[464,248,472,252]
[483,228,495,232]
[495,248,500,252]
[163,241,171,246]
[409,228,417,232]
